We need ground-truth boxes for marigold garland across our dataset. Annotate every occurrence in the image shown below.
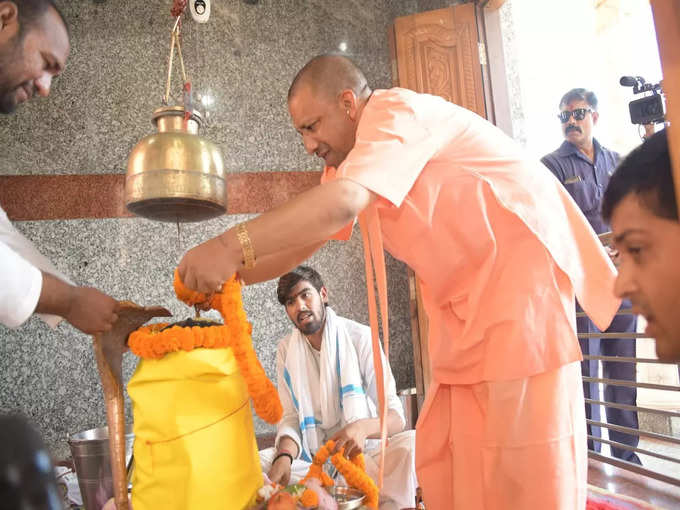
[301,440,379,509]
[331,449,379,509]
[351,452,366,472]
[128,323,231,359]
[312,440,335,465]
[301,439,335,488]
[128,270,282,425]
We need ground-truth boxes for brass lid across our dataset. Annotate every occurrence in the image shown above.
[152,106,203,135]
[152,105,203,125]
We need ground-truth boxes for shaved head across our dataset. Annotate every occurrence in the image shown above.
[288,54,371,103]
[287,54,373,168]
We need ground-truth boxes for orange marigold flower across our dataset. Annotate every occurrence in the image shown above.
[299,489,319,508]
[320,472,334,488]
[312,440,335,466]
[301,464,321,484]
[180,331,194,351]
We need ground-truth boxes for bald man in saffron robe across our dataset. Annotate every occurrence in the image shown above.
[178,55,619,509]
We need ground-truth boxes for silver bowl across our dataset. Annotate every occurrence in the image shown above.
[328,486,366,509]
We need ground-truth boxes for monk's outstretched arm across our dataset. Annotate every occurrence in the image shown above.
[179,178,376,293]
[239,241,325,285]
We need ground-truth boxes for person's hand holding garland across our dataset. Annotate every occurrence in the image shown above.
[127,270,282,424]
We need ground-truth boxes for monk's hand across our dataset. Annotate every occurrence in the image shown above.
[65,286,119,335]
[267,455,292,486]
[331,420,368,459]
[177,234,237,295]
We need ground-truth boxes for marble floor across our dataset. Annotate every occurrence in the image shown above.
[637,438,680,480]
[590,408,680,507]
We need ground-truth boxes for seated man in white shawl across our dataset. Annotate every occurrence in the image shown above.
[259,266,416,508]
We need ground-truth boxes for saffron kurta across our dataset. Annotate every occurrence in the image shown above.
[322,88,619,509]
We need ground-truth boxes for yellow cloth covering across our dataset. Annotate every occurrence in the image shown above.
[128,348,262,510]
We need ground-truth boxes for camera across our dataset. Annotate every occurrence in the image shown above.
[620,75,665,125]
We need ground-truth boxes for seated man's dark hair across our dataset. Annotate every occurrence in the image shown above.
[277,266,326,305]
[602,129,677,223]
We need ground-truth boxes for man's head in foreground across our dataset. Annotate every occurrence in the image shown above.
[602,129,680,360]
[0,0,69,113]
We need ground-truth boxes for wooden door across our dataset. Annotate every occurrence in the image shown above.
[389,3,489,395]
[391,3,487,117]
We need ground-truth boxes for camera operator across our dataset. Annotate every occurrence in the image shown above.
[541,88,641,465]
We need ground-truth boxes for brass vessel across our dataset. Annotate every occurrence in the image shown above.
[125,106,226,222]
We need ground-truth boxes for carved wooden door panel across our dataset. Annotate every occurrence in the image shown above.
[389,3,488,396]
[391,3,487,116]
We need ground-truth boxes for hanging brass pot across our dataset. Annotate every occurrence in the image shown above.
[125,106,226,223]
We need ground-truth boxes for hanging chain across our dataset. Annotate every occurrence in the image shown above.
[163,16,189,105]
[163,0,190,106]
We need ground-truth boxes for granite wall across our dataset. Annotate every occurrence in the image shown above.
[0,0,457,459]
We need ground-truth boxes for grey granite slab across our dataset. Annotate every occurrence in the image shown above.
[0,0,457,176]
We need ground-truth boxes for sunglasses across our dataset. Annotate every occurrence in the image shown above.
[558,108,592,123]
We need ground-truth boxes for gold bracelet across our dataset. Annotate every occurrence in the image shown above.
[235,223,256,270]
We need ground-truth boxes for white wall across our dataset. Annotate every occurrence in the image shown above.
[498,0,663,160]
